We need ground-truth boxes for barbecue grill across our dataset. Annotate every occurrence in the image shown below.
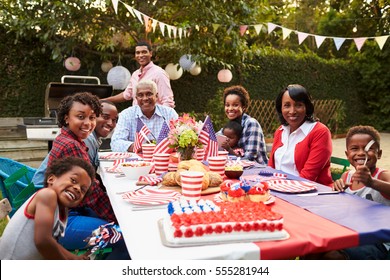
[21,75,113,148]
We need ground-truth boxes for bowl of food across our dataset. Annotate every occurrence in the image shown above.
[224,165,244,179]
[121,161,152,180]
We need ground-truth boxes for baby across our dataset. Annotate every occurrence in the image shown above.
[221,120,244,157]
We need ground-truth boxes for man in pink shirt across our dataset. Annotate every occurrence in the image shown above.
[103,41,175,108]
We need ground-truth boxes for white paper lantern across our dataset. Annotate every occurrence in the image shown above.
[107,66,131,90]
[165,63,183,80]
[189,64,202,76]
[179,54,196,71]
[101,61,113,73]
[217,69,233,83]
[64,57,81,71]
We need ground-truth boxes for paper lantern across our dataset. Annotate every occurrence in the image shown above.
[107,66,131,90]
[179,54,196,71]
[189,64,201,76]
[101,61,113,73]
[165,63,183,80]
[64,57,81,71]
[217,69,233,83]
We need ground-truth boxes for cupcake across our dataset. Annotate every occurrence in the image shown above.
[247,182,270,202]
[227,184,246,202]
[219,180,235,201]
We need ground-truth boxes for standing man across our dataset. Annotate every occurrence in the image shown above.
[103,41,175,108]
[111,80,178,153]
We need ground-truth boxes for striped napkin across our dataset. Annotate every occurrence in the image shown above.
[266,179,317,193]
[138,175,163,186]
[105,159,126,173]
[99,152,134,160]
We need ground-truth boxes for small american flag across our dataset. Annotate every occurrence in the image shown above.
[199,115,219,158]
[154,121,172,154]
[134,117,151,154]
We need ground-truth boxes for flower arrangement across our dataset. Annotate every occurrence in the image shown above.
[168,114,203,160]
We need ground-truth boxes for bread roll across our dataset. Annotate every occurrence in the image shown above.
[208,171,223,187]
[162,172,177,186]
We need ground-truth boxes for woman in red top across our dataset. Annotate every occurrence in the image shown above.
[268,84,333,186]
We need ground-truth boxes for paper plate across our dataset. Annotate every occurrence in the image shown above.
[213,193,275,205]
[266,180,317,193]
[122,189,181,205]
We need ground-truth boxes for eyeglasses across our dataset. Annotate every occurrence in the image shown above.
[136,92,154,99]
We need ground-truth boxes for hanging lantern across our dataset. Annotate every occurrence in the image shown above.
[101,61,113,73]
[107,66,131,90]
[165,63,183,80]
[189,64,201,76]
[217,69,233,83]
[64,57,81,71]
[179,54,196,71]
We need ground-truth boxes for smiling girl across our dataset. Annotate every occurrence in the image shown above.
[0,157,95,259]
[268,84,333,186]
[221,85,268,164]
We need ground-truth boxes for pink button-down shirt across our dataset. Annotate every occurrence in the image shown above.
[123,61,175,108]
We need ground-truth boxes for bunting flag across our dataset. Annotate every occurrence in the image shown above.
[315,35,327,48]
[112,2,387,50]
[134,118,151,154]
[354,37,367,51]
[375,35,389,50]
[154,121,172,154]
[297,32,310,45]
[199,116,219,158]
[333,37,346,50]
[253,24,263,35]
[239,25,248,36]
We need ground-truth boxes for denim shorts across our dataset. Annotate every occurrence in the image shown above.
[342,243,389,260]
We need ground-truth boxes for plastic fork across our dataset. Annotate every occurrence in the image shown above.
[363,139,375,166]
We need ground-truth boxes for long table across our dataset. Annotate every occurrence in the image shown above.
[100,161,390,260]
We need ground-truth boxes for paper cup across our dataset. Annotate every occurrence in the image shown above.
[153,153,170,176]
[195,147,205,161]
[208,156,227,177]
[218,150,229,159]
[142,143,156,162]
[180,171,204,200]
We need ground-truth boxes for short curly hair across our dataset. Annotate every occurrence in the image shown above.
[44,157,95,188]
[223,85,251,110]
[57,92,102,128]
[346,125,381,149]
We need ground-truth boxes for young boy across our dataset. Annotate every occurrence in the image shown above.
[0,157,95,259]
[329,125,390,259]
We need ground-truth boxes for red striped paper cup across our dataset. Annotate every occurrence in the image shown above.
[218,150,229,159]
[195,147,205,161]
[142,143,156,162]
[153,153,170,176]
[208,156,227,177]
[180,171,204,200]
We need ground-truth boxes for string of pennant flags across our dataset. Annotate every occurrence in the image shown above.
[112,0,389,51]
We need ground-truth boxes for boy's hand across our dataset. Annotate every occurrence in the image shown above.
[352,165,373,187]
[333,179,347,192]
[221,139,230,151]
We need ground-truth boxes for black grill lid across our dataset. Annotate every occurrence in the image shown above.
[44,75,113,117]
